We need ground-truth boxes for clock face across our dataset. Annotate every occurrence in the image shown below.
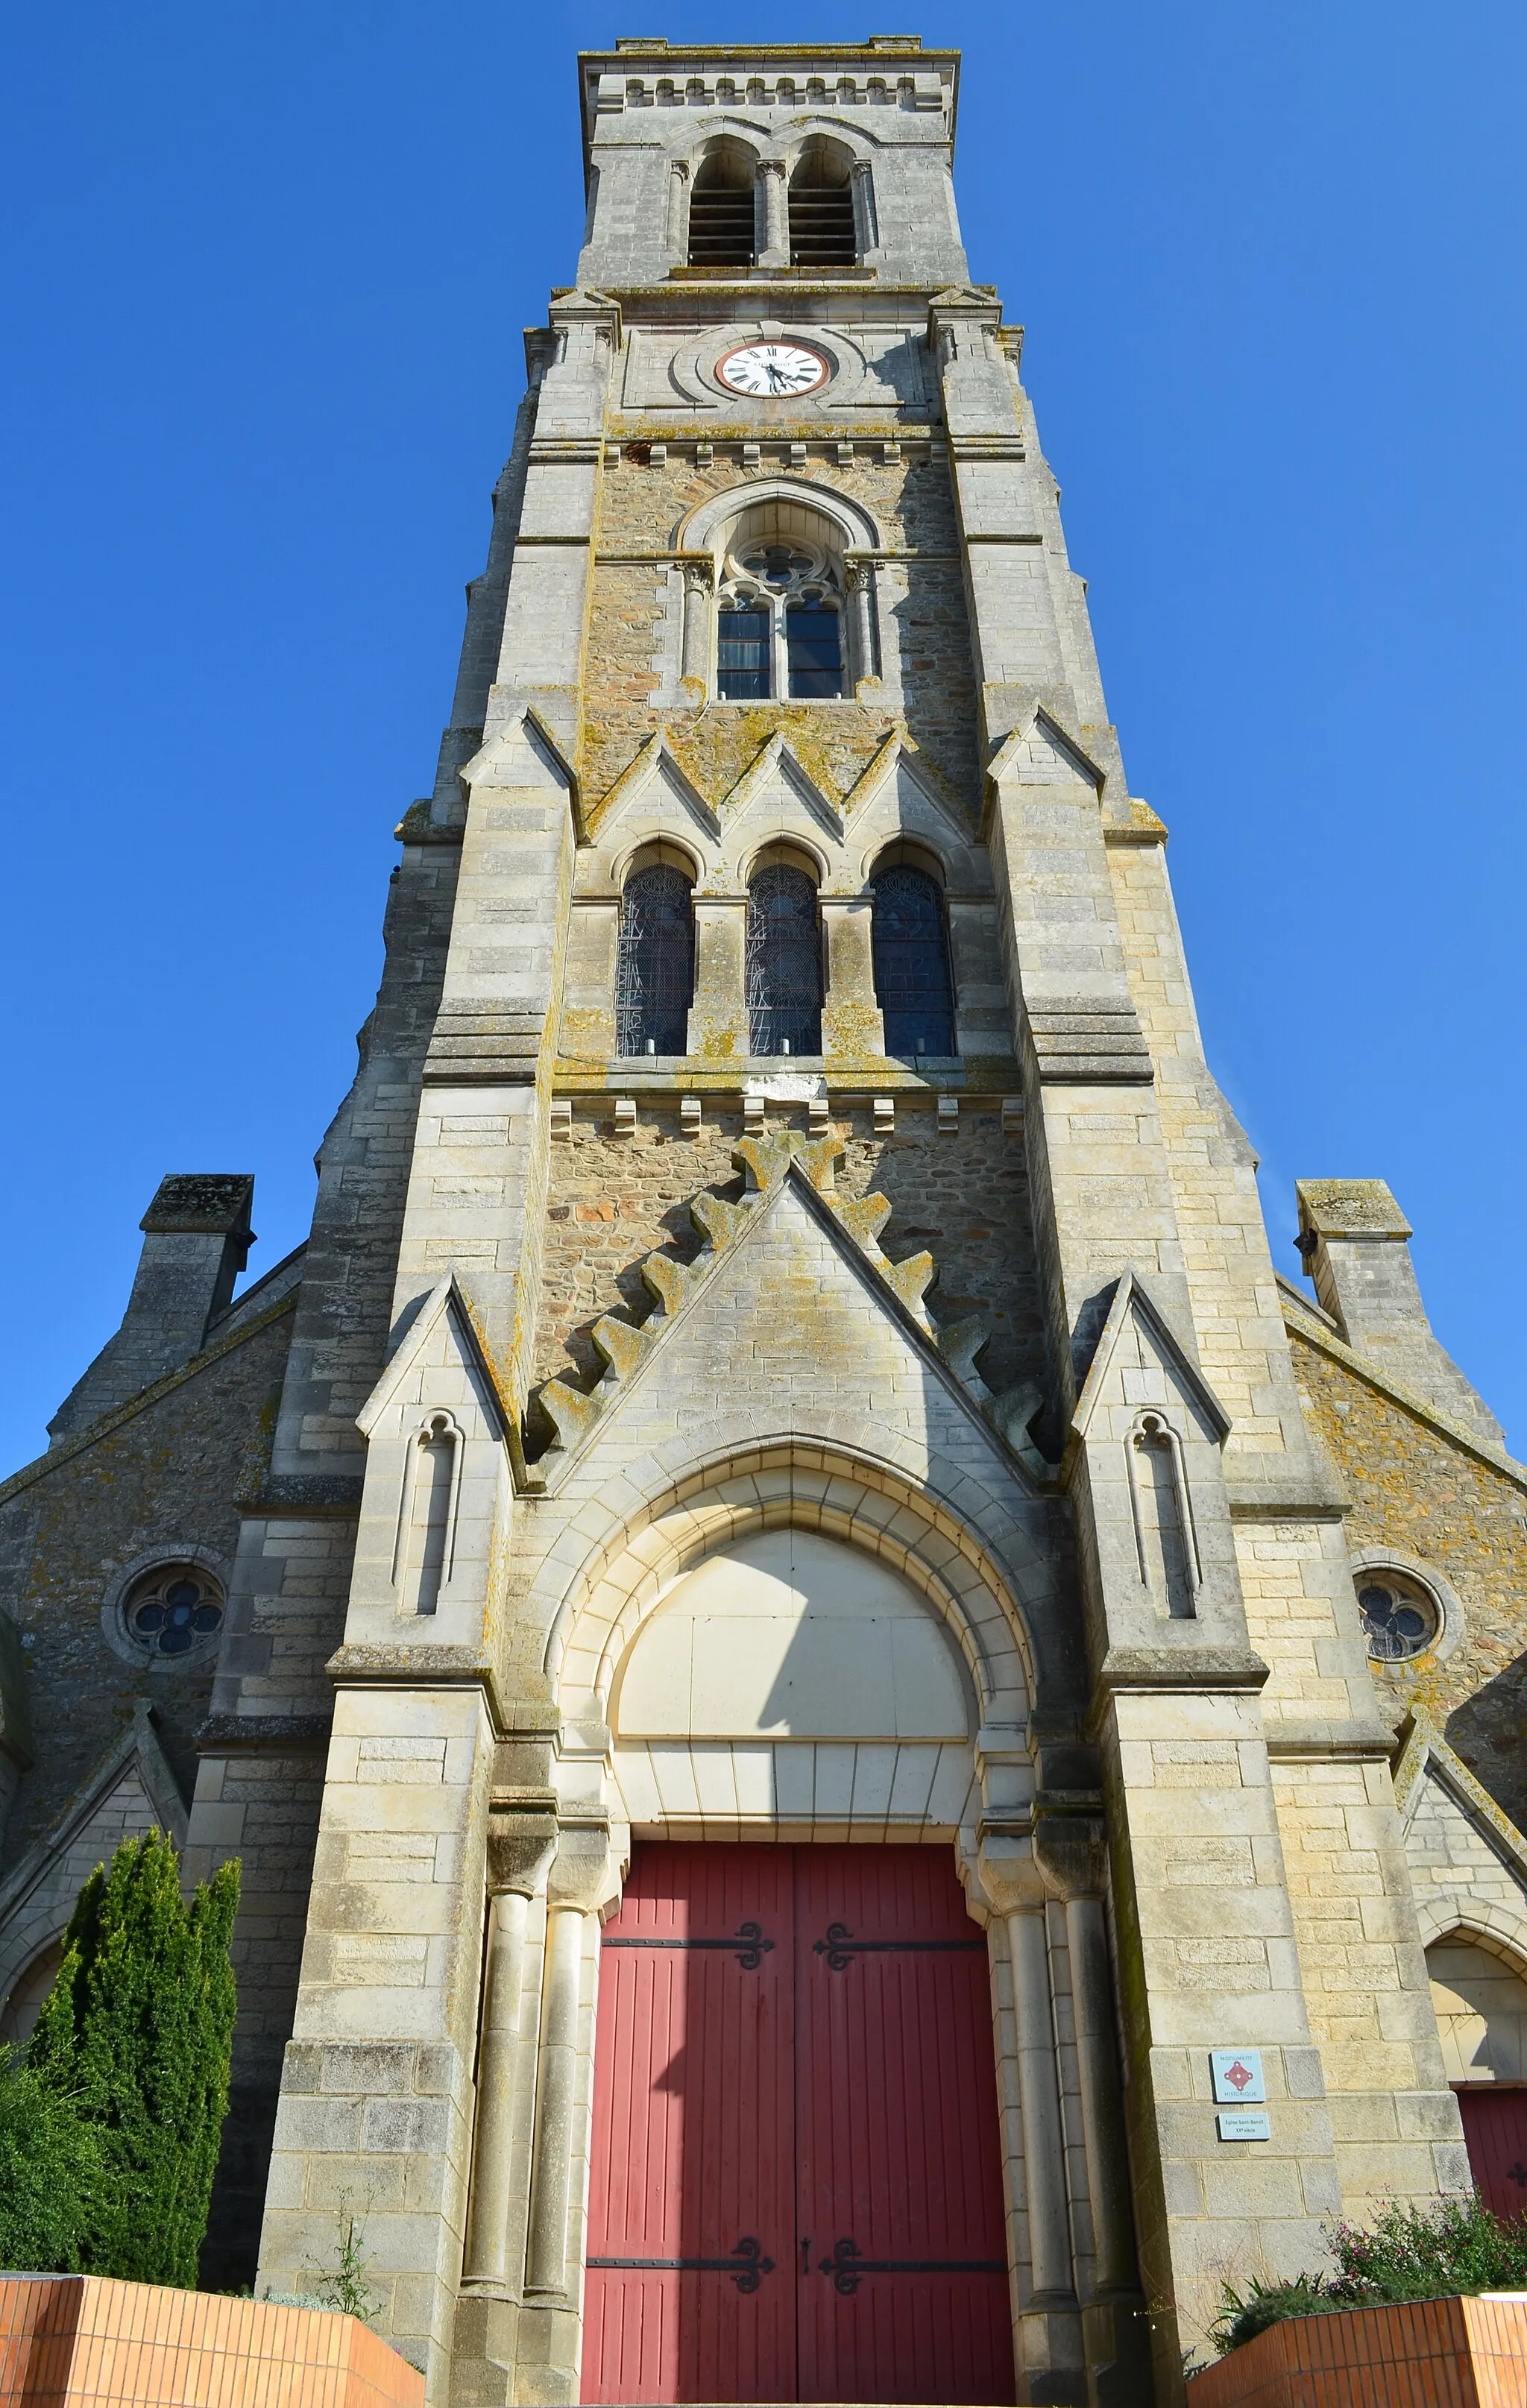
[717,341,830,398]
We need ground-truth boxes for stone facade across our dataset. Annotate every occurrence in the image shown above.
[1,34,1523,2408]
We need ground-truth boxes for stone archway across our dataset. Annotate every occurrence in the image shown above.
[1427,1923,1527,2220]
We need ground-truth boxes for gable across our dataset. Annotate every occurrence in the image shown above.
[535,1144,1027,1496]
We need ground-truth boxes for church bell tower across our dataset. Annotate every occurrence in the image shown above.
[232,37,1468,2408]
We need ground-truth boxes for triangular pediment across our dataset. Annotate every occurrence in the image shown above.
[358,1273,509,1441]
[1395,1709,1527,1943]
[460,705,579,808]
[0,1701,187,1941]
[843,733,977,845]
[586,731,721,848]
[535,1145,1028,1489]
[987,705,1106,796]
[720,734,845,843]
[1071,1269,1231,1446]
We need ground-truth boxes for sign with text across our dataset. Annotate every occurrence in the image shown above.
[1217,2110,1273,2143]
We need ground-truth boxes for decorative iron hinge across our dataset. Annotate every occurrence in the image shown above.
[588,2236,775,2292]
[812,1921,986,1972]
[816,2236,1006,2295]
[604,1920,775,1971]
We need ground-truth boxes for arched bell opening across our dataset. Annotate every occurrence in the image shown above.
[688,137,758,267]
[788,137,860,267]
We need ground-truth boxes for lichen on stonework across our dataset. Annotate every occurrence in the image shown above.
[530,1127,1045,1477]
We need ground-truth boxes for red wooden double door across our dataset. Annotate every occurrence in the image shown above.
[583,1844,1016,2405]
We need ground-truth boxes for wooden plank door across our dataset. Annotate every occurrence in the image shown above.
[795,1846,1016,2406]
[583,1842,1015,2404]
[583,1844,796,2404]
[1456,2087,1527,2219]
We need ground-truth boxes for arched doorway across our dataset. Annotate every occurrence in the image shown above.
[580,1529,1016,2405]
[1428,1929,1527,2217]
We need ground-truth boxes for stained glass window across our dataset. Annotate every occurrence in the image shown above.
[1357,1575,1439,1662]
[746,865,822,1056]
[615,864,694,1056]
[871,865,957,1057]
[124,1565,224,1658]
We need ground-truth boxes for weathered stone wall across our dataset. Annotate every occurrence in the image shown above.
[533,1098,1046,1415]
[582,450,979,815]
[1271,1753,1461,2202]
[1288,1320,1527,1829]
[0,1305,294,1868]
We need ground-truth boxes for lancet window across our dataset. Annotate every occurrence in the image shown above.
[746,863,822,1056]
[614,860,695,1056]
[871,863,957,1058]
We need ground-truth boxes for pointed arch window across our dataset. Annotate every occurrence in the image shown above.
[615,863,694,1056]
[746,864,822,1056]
[716,524,846,700]
[871,863,957,1057]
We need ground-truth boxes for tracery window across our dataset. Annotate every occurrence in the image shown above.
[1356,1569,1440,1661]
[615,863,694,1056]
[122,1563,224,1659]
[871,863,957,1057]
[746,863,822,1056]
[717,536,844,700]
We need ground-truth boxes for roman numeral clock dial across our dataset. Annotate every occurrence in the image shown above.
[717,341,831,397]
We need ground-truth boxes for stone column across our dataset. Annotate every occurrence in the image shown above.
[463,1812,558,2288]
[844,560,878,692]
[678,556,713,697]
[525,1902,588,2296]
[664,159,689,261]
[757,162,789,267]
[687,899,749,1062]
[525,1832,617,2282]
[1064,1894,1136,2301]
[820,899,885,1064]
[1007,1904,1074,2305]
[849,159,875,257]
[977,1837,1083,2401]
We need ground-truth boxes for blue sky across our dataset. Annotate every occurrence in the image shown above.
[1,0,1523,1470]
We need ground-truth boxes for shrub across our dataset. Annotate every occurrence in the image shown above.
[1329,2193,1527,2301]
[28,1829,240,2288]
[0,2046,101,2272]
[1215,2193,1527,2354]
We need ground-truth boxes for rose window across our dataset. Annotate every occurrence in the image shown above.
[125,1565,225,1657]
[1356,1572,1439,1662]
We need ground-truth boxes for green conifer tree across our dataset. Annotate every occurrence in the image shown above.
[29,1830,240,2287]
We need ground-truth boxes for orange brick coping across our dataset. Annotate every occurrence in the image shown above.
[1185,2290,1527,2408]
[0,2276,425,2408]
